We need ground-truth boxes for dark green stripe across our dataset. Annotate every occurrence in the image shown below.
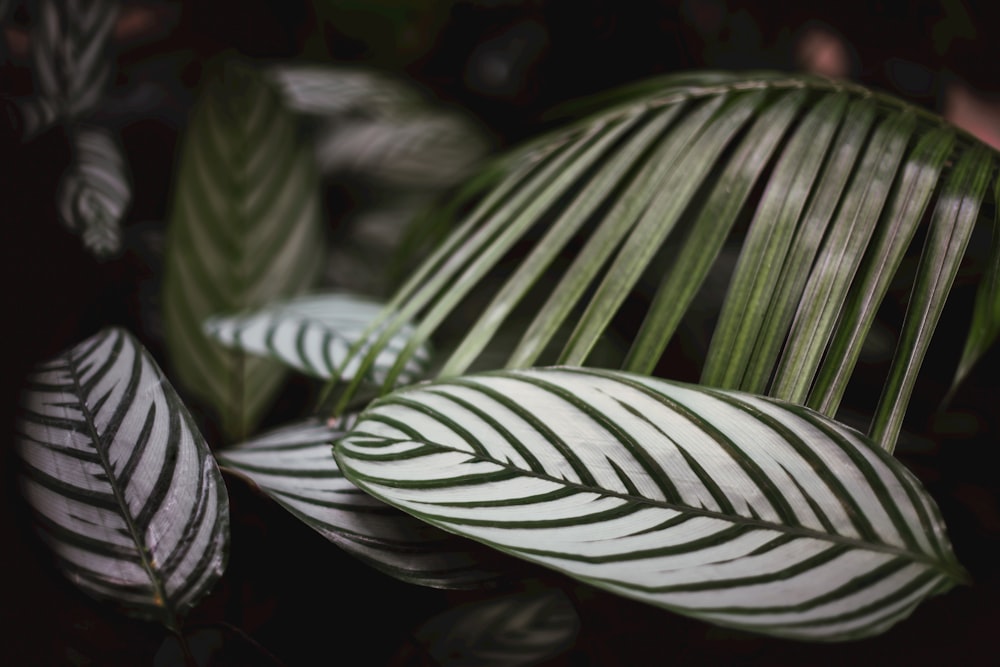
[701,387,883,543]
[786,404,924,553]
[423,386,548,473]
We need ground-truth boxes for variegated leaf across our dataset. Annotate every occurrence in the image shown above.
[217,419,501,589]
[203,293,430,386]
[266,64,420,119]
[162,61,324,439]
[31,0,117,119]
[15,327,229,629]
[336,367,966,641]
[58,125,131,258]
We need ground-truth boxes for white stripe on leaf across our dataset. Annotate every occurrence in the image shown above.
[336,366,966,641]
[58,125,131,258]
[15,327,229,630]
[204,292,431,386]
[217,420,503,589]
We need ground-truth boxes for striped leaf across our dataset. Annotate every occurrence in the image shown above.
[267,64,420,119]
[217,420,502,589]
[330,71,998,453]
[203,293,430,386]
[408,589,579,666]
[336,367,966,641]
[58,124,131,259]
[31,0,117,120]
[15,327,229,630]
[268,63,487,187]
[162,61,325,439]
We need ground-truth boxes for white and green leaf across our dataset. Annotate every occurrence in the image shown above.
[31,0,117,120]
[15,327,229,630]
[162,61,325,439]
[337,367,966,641]
[266,64,421,119]
[408,589,579,666]
[58,124,131,259]
[217,419,502,589]
[203,292,430,386]
[267,63,487,187]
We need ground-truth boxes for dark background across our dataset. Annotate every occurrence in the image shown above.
[2,1,1000,665]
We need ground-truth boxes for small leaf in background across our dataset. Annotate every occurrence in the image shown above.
[58,124,131,259]
[267,64,421,119]
[314,113,489,189]
[337,367,966,641]
[404,589,579,667]
[15,327,229,631]
[203,292,431,386]
[31,0,117,121]
[217,419,503,589]
[268,63,490,295]
[162,61,325,439]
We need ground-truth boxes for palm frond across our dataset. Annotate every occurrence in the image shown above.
[330,71,999,451]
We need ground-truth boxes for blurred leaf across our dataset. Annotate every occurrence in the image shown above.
[162,61,325,439]
[57,124,131,259]
[31,0,117,120]
[267,64,421,118]
[949,174,1000,397]
[407,589,579,666]
[16,328,229,631]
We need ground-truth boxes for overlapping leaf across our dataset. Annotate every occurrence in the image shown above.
[329,71,999,452]
[15,327,229,630]
[336,367,966,641]
[58,124,132,259]
[203,292,430,386]
[162,61,324,439]
[217,420,501,589]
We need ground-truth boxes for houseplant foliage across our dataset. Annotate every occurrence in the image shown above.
[331,71,998,455]
[14,327,229,633]
[161,60,326,440]
[12,61,1000,659]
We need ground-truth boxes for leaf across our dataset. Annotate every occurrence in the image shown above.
[267,64,421,119]
[267,63,488,187]
[15,327,229,630]
[948,173,1000,397]
[162,61,325,439]
[331,71,1000,454]
[336,367,966,641]
[769,109,915,403]
[5,96,60,142]
[407,589,579,666]
[313,114,489,188]
[871,144,993,451]
[31,0,117,120]
[203,292,431,386]
[809,127,955,415]
[58,124,132,259]
[217,419,503,589]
